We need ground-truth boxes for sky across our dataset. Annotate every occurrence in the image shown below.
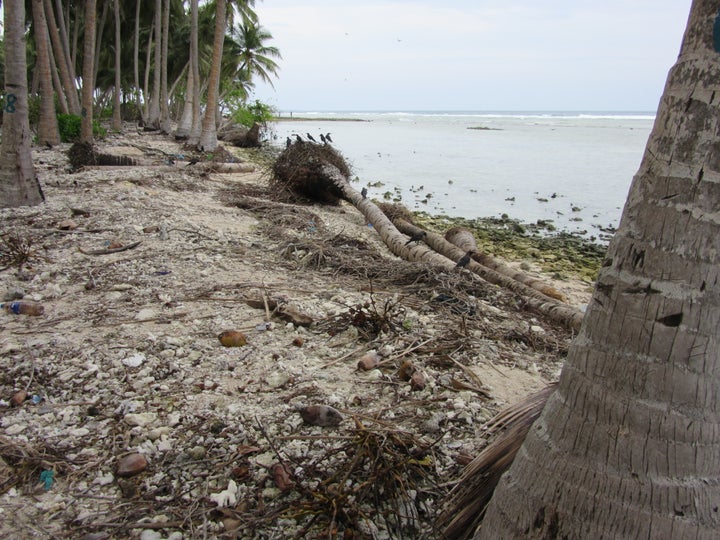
[251,0,693,112]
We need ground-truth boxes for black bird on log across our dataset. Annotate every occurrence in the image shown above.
[286,136,292,148]
[294,134,303,142]
[306,133,316,142]
[404,231,426,245]
[361,187,368,199]
[320,133,327,143]
[455,250,474,268]
[325,133,333,143]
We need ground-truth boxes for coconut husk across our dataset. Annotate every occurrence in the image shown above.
[271,141,352,205]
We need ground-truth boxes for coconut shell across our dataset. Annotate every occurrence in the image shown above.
[218,330,247,347]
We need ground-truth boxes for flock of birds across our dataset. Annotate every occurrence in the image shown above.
[286,132,333,148]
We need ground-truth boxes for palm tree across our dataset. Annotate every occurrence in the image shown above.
[476,0,720,537]
[233,20,281,88]
[31,0,61,146]
[147,0,162,128]
[80,0,97,143]
[0,0,44,208]
[43,0,81,114]
[198,0,225,151]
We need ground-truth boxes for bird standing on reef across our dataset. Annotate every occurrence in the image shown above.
[286,136,292,148]
[306,133,316,142]
[325,133,333,143]
[455,250,474,269]
[361,187,368,199]
[294,134,303,142]
[320,134,327,143]
[405,231,426,246]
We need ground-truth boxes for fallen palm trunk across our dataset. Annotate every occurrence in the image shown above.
[271,146,583,330]
[393,218,584,330]
[444,226,567,302]
[436,383,557,540]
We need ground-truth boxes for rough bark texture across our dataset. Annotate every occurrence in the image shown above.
[477,1,720,538]
[198,0,225,151]
[394,219,584,331]
[0,0,44,208]
[445,226,568,302]
[31,0,60,146]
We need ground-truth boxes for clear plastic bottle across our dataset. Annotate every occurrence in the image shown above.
[2,301,45,316]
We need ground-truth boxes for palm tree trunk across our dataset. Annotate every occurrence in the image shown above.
[43,0,80,114]
[147,0,162,128]
[143,21,154,123]
[80,0,97,143]
[477,1,720,537]
[112,0,122,131]
[188,0,201,144]
[54,0,75,86]
[31,0,60,146]
[159,0,172,133]
[47,37,69,114]
[133,0,143,124]
[0,0,44,208]
[175,63,194,138]
[198,0,226,151]
[92,0,109,90]
[393,218,583,330]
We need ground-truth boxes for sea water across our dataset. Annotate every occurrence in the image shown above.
[270,111,655,242]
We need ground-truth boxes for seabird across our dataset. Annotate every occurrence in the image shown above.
[325,133,333,143]
[286,136,292,148]
[320,134,327,144]
[404,231,426,246]
[361,187,368,199]
[455,250,474,269]
[306,133,316,142]
[294,134,303,142]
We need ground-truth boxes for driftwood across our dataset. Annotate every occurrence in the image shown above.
[436,383,557,540]
[393,219,584,331]
[78,241,142,255]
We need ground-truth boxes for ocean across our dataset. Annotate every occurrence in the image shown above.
[269,111,656,242]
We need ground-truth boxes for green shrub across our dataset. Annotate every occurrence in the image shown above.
[231,99,276,128]
[57,113,107,142]
[57,114,82,142]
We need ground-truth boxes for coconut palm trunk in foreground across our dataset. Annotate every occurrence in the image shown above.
[477,1,720,537]
[0,0,44,208]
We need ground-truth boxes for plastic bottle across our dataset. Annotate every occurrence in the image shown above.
[1,301,45,316]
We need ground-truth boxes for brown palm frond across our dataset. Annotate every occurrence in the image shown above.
[435,382,557,540]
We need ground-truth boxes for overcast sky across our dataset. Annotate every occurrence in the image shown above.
[251,0,692,112]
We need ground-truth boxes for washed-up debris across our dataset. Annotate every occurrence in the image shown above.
[218,330,247,347]
[297,404,343,427]
[116,453,148,478]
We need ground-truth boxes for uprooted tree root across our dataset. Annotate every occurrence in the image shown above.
[67,141,138,170]
[271,141,352,204]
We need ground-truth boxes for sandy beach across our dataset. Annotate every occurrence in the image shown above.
[0,129,592,538]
